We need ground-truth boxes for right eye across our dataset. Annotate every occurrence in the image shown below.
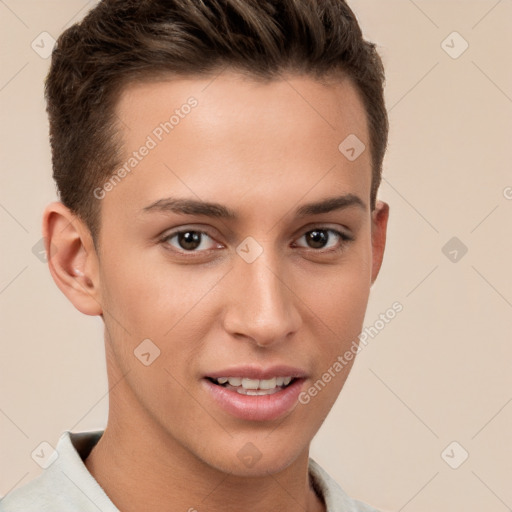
[160,229,223,255]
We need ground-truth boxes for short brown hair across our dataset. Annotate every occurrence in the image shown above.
[45,0,388,243]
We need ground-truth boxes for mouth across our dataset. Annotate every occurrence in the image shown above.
[205,376,298,396]
[202,366,307,421]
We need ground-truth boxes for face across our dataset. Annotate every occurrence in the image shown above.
[89,71,387,476]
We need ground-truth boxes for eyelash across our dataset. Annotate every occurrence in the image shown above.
[159,226,354,257]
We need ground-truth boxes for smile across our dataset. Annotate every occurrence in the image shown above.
[207,376,295,395]
[203,376,306,421]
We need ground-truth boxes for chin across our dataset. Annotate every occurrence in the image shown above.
[202,436,309,478]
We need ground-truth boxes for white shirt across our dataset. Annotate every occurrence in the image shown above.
[0,430,380,512]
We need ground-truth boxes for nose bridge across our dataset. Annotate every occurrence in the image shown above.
[223,244,301,345]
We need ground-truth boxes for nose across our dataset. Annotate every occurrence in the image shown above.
[222,249,302,348]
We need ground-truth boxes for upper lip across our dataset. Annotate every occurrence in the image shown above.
[205,365,308,380]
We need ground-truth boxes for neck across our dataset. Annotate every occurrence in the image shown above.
[85,423,325,512]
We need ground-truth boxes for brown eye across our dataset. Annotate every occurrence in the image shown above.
[176,231,202,250]
[163,230,217,252]
[295,228,352,251]
[305,230,329,249]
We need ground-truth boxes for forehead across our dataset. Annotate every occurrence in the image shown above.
[115,71,368,144]
[102,71,371,226]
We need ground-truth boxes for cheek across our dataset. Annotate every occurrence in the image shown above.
[297,266,370,412]
[303,246,372,324]
[295,249,372,379]
[99,249,225,341]
[304,277,370,361]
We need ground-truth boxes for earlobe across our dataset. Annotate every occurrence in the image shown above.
[370,200,389,285]
[42,202,103,316]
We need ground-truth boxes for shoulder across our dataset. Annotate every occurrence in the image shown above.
[0,430,116,512]
[0,468,66,512]
[308,458,383,512]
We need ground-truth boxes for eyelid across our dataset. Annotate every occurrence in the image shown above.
[292,220,353,238]
[297,222,353,238]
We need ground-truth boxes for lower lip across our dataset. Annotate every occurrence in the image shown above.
[203,378,305,422]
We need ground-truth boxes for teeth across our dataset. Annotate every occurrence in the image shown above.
[236,387,281,396]
[241,378,259,389]
[214,376,294,390]
[259,377,277,390]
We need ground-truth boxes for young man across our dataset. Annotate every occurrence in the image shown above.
[1,1,389,511]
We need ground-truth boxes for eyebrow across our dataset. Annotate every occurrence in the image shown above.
[142,193,366,219]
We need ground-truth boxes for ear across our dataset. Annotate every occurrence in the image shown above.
[370,200,389,285]
[42,202,103,316]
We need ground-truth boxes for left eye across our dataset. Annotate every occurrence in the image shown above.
[294,228,348,251]
[163,230,218,252]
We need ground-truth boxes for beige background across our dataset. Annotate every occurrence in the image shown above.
[1,1,511,510]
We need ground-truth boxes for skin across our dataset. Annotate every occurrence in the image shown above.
[43,70,389,512]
